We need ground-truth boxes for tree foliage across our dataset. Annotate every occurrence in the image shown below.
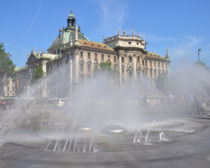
[31,65,44,84]
[99,61,112,72]
[0,43,15,79]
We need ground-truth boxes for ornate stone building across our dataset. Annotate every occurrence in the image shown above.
[16,11,170,97]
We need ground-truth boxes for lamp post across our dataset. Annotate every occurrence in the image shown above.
[198,48,202,61]
[145,42,148,50]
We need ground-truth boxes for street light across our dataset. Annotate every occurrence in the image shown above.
[198,48,202,61]
[145,42,148,50]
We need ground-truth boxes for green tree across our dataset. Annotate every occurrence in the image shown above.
[99,61,112,72]
[0,43,16,79]
[0,43,16,96]
[98,61,119,84]
[31,65,44,84]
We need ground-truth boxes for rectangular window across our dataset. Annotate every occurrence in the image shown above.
[88,52,90,59]
[101,54,104,61]
[145,60,147,66]
[114,56,116,62]
[137,56,140,63]
[142,60,144,66]
[150,61,152,67]
[95,53,98,61]
[122,57,124,63]
[108,55,110,61]
[80,51,83,59]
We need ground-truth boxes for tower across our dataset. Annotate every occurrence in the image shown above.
[67,10,76,29]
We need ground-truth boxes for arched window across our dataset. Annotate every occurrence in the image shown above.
[129,56,132,63]
[122,57,124,63]
[114,56,116,62]
[80,51,83,59]
[95,53,98,61]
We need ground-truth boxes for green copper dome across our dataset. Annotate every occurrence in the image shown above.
[48,11,88,51]
[48,29,88,50]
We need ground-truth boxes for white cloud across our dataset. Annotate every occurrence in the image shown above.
[184,35,202,48]
[170,36,203,60]
[96,0,127,36]
[167,35,207,73]
[26,0,44,33]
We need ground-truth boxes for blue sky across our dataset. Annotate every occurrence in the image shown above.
[0,0,210,71]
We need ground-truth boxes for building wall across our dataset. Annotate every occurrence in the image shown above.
[16,34,169,98]
[2,77,15,97]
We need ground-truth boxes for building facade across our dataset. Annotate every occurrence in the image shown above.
[16,11,170,97]
[0,77,15,97]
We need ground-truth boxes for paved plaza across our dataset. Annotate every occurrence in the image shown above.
[0,107,209,168]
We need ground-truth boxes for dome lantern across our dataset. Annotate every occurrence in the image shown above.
[67,10,76,28]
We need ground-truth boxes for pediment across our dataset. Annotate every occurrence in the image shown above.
[27,54,39,65]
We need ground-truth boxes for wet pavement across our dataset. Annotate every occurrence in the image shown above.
[0,118,209,168]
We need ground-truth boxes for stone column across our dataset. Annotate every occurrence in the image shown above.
[74,50,79,83]
[68,59,73,95]
[119,55,122,84]
[41,60,47,97]
[124,56,127,80]
[69,59,73,83]
[84,52,87,80]
[133,55,137,80]
[140,57,143,80]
